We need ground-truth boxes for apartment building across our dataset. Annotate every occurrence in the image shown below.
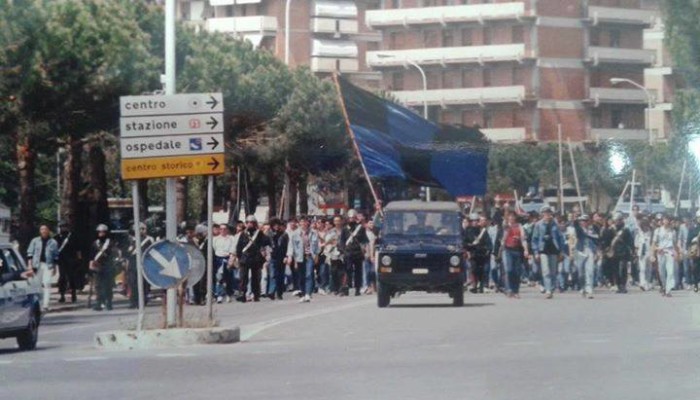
[642,0,677,141]
[177,0,382,89]
[365,0,658,142]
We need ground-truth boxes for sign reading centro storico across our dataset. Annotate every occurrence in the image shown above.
[119,93,225,180]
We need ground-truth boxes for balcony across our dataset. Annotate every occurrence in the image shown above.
[482,127,527,142]
[587,6,654,26]
[366,2,527,28]
[314,0,357,19]
[311,57,359,73]
[390,86,528,107]
[590,128,649,141]
[311,18,359,35]
[205,16,278,35]
[367,44,530,68]
[587,47,655,66]
[588,87,654,105]
[312,39,358,58]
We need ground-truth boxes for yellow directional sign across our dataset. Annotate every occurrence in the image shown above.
[121,154,224,180]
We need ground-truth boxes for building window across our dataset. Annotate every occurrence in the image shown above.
[442,30,454,47]
[483,27,492,45]
[512,67,522,85]
[389,32,404,48]
[590,29,600,46]
[392,72,404,90]
[483,111,493,128]
[592,108,602,129]
[611,108,624,128]
[610,30,621,48]
[225,5,234,17]
[462,68,474,87]
[426,71,440,90]
[512,25,524,43]
[423,29,440,47]
[483,68,492,86]
[461,28,473,46]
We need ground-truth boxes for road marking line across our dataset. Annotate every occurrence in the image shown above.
[656,336,685,341]
[0,360,14,365]
[238,298,374,341]
[64,356,109,362]
[580,339,610,344]
[42,321,114,336]
[156,353,196,358]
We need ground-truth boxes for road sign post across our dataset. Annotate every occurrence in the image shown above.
[120,90,224,329]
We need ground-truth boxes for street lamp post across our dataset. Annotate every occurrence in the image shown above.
[376,54,431,201]
[610,77,655,145]
[285,0,292,65]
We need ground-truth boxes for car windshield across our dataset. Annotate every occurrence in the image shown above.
[383,211,461,236]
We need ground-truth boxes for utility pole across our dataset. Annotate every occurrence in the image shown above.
[164,0,177,327]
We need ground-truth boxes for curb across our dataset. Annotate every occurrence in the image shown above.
[94,327,240,350]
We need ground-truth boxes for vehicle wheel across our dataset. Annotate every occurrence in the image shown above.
[453,287,464,307]
[17,310,39,351]
[377,283,391,308]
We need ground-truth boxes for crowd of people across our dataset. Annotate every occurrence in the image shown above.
[462,204,700,300]
[21,201,700,312]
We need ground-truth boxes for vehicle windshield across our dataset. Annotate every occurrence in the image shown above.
[383,211,461,237]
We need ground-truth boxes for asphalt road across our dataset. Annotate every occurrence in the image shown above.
[1,287,699,400]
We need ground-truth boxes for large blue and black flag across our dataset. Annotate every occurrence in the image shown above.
[334,75,489,197]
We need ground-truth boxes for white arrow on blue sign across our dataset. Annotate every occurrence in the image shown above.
[142,240,192,289]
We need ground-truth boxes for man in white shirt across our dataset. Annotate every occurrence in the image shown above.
[213,224,236,303]
[652,215,678,297]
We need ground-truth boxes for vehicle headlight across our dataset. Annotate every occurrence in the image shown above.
[381,255,392,266]
[449,255,461,267]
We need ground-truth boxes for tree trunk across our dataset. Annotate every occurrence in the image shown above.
[176,177,188,223]
[16,134,36,254]
[229,166,240,224]
[298,173,309,216]
[137,179,149,221]
[86,143,109,228]
[265,167,277,219]
[62,136,83,228]
[288,170,298,218]
[199,176,208,222]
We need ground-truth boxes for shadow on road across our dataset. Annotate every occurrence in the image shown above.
[0,345,60,355]
[389,303,495,309]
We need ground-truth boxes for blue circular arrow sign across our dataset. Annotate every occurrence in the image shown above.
[142,240,191,289]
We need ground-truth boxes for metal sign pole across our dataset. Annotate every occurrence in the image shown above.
[164,0,177,328]
[206,175,214,325]
[131,181,146,332]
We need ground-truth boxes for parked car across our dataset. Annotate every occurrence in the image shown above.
[375,201,465,307]
[0,243,41,351]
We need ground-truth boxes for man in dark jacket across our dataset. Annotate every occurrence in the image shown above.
[339,210,368,296]
[236,215,271,303]
[89,224,116,311]
[268,218,289,300]
[464,215,492,293]
[605,214,635,294]
[54,221,82,304]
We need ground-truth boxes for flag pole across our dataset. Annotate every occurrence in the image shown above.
[332,74,383,212]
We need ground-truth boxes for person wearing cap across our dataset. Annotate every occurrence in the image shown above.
[339,210,369,296]
[126,223,154,309]
[54,221,82,304]
[573,215,598,299]
[27,224,59,311]
[531,206,564,299]
[652,214,679,297]
[89,224,116,311]
[236,215,271,303]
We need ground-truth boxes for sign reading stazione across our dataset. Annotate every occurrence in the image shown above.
[119,93,225,180]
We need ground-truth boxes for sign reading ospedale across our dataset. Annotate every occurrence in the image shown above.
[119,93,225,180]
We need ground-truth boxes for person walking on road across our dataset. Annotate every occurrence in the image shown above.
[465,215,492,294]
[573,215,598,299]
[500,214,528,298]
[652,215,679,297]
[89,224,116,311]
[236,216,271,303]
[27,224,59,311]
[532,206,564,299]
[127,223,154,309]
[635,218,653,292]
[267,218,289,300]
[212,223,235,303]
[286,216,319,303]
[340,210,368,297]
[606,214,635,294]
[54,221,81,304]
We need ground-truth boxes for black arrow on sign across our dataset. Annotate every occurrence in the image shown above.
[207,136,219,150]
[206,95,218,110]
[207,157,220,171]
[206,116,218,130]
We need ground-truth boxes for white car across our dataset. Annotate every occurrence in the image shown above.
[0,243,41,350]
